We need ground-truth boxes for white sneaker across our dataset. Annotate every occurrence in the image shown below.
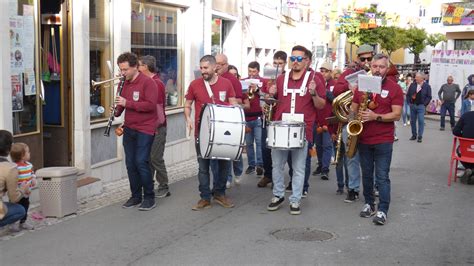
[20,222,34,230]
[234,176,241,185]
[9,222,20,232]
[226,181,232,189]
[407,121,410,125]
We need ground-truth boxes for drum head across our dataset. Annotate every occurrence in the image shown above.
[198,104,213,158]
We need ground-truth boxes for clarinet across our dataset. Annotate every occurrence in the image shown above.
[104,76,126,137]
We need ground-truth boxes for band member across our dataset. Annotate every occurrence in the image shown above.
[333,44,374,203]
[350,53,403,225]
[215,54,243,187]
[138,55,170,198]
[185,55,237,210]
[242,61,265,177]
[267,45,326,215]
[114,52,159,211]
[258,51,287,188]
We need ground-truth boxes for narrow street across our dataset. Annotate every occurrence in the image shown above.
[1,119,473,265]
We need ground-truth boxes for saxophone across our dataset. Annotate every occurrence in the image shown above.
[346,92,368,158]
[332,90,353,164]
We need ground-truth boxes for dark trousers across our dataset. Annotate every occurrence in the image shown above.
[440,102,456,128]
[261,127,273,178]
[123,127,155,200]
[150,126,169,188]
[18,197,29,223]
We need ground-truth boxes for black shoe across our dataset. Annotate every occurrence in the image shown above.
[245,166,256,175]
[289,202,301,215]
[440,127,445,131]
[122,198,141,209]
[409,135,417,140]
[285,183,292,192]
[373,211,387,225]
[336,188,344,195]
[312,166,322,176]
[267,196,284,211]
[155,186,171,198]
[138,199,156,211]
[256,166,263,176]
[417,137,422,143]
[344,190,359,203]
[360,203,376,218]
[321,172,329,180]
[302,191,308,198]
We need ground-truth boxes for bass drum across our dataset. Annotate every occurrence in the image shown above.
[266,121,306,149]
[198,104,246,160]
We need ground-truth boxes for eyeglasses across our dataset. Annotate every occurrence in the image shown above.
[359,57,372,62]
[289,56,307,62]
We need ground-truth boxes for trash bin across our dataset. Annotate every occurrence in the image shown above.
[36,167,79,218]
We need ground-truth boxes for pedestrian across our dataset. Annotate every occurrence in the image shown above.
[438,75,461,131]
[242,61,264,178]
[407,72,432,143]
[460,89,474,116]
[214,54,243,188]
[461,74,474,99]
[257,51,287,188]
[9,142,36,231]
[138,55,170,198]
[351,53,404,225]
[0,130,29,231]
[185,55,237,210]
[267,45,326,215]
[333,44,375,203]
[452,109,474,184]
[401,75,412,126]
[114,52,159,211]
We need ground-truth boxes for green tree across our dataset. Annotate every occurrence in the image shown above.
[337,6,386,47]
[377,26,408,56]
[404,27,428,64]
[426,33,447,48]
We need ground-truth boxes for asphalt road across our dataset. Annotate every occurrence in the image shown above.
[1,119,473,265]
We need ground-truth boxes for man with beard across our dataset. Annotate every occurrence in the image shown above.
[114,52,159,211]
[350,53,403,225]
[185,55,237,210]
[267,45,325,215]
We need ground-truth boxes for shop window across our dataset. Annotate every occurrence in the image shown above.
[90,0,113,122]
[454,40,474,50]
[131,2,183,109]
[10,0,39,135]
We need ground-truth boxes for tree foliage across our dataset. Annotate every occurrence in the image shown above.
[404,27,428,64]
[426,33,447,47]
[377,26,408,56]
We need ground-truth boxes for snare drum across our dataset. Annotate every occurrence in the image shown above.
[266,121,305,149]
[198,104,246,160]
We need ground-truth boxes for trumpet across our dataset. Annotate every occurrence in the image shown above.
[91,76,123,88]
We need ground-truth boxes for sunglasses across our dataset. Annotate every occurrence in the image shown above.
[289,56,306,62]
[359,57,372,62]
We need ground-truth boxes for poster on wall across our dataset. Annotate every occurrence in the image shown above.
[11,74,23,112]
[10,16,23,73]
[24,68,36,96]
[429,49,474,116]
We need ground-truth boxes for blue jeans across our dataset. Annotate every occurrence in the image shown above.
[261,126,272,178]
[0,202,25,227]
[123,127,155,200]
[211,158,242,184]
[288,142,312,192]
[402,100,410,124]
[334,141,348,190]
[272,141,308,203]
[342,127,361,191]
[245,119,263,168]
[358,142,393,214]
[440,102,456,128]
[314,126,333,173]
[198,157,229,200]
[410,104,425,138]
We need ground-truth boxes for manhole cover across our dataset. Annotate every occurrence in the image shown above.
[271,228,335,242]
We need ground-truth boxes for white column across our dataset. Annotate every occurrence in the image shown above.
[0,2,13,131]
[337,33,346,70]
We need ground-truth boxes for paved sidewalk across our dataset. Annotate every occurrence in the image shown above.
[0,158,199,240]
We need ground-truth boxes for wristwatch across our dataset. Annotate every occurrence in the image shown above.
[376,116,382,122]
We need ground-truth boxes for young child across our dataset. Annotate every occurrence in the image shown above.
[460,89,474,116]
[10,142,36,231]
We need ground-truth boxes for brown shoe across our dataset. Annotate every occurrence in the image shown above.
[257,176,272,188]
[192,199,211,211]
[213,195,234,208]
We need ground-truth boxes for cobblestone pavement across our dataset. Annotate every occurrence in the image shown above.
[0,158,198,241]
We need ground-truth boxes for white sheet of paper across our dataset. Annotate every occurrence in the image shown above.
[344,69,367,88]
[358,75,382,94]
[282,113,304,122]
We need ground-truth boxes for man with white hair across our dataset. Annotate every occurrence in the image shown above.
[407,72,432,143]
[438,75,461,131]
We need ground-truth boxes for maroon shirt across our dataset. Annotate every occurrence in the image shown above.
[352,78,404,145]
[273,69,326,142]
[333,68,357,97]
[221,71,242,99]
[152,74,167,128]
[315,78,335,127]
[115,72,159,136]
[242,76,265,122]
[185,76,236,137]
